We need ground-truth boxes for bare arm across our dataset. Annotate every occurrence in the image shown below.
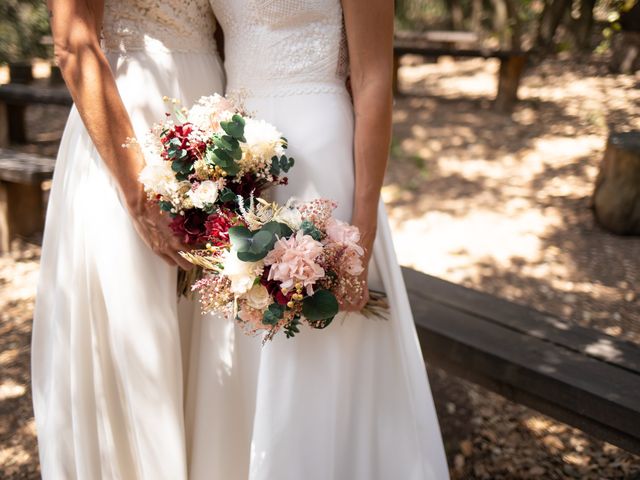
[48,0,191,268]
[342,0,394,307]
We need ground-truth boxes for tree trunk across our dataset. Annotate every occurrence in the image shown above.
[448,0,465,30]
[505,0,522,50]
[490,0,510,47]
[593,132,640,235]
[536,0,572,52]
[610,31,640,74]
[572,0,597,51]
[471,0,484,32]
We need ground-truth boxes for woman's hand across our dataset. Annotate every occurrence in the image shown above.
[339,0,393,309]
[127,190,194,270]
[339,223,376,312]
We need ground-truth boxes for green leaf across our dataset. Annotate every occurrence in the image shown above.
[220,118,246,142]
[228,226,253,252]
[212,135,233,151]
[171,159,188,173]
[237,251,265,262]
[300,220,322,241]
[262,221,293,239]
[250,230,275,252]
[231,114,246,126]
[213,148,233,165]
[222,161,240,176]
[281,156,294,172]
[263,303,285,325]
[229,225,277,262]
[218,188,236,203]
[302,289,339,322]
[270,156,281,175]
[158,200,174,212]
[284,316,302,338]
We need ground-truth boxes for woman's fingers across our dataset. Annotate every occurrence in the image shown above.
[157,251,177,266]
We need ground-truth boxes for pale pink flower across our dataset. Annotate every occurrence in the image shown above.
[342,246,365,276]
[264,231,325,294]
[325,217,364,255]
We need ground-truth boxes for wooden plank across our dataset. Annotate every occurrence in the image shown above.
[402,267,640,374]
[404,269,640,453]
[0,84,72,106]
[0,149,56,184]
[395,30,480,45]
[393,44,520,61]
[403,268,640,454]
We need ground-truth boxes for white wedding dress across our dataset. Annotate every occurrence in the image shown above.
[32,0,449,479]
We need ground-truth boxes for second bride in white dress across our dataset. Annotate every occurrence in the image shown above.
[184,1,450,479]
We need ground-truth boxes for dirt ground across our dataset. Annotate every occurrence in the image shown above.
[1,54,640,478]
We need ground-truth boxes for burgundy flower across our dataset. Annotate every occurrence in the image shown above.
[170,209,208,246]
[260,268,293,305]
[161,123,205,163]
[204,208,235,247]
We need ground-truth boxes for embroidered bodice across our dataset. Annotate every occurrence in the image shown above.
[209,0,349,95]
[103,0,217,54]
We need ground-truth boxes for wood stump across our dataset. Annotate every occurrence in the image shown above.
[610,32,640,74]
[495,55,526,113]
[593,132,640,235]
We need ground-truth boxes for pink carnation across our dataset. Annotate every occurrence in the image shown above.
[342,246,365,276]
[325,217,364,256]
[264,231,325,294]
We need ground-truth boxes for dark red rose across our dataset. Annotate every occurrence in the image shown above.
[170,209,208,245]
[274,289,292,306]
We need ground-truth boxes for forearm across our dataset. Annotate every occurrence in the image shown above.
[50,0,144,213]
[58,47,144,210]
[351,77,393,231]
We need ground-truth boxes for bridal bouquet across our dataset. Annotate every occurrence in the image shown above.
[132,94,387,342]
[180,196,375,341]
[135,94,294,248]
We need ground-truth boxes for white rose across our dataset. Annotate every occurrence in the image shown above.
[187,180,219,209]
[243,118,283,160]
[243,284,271,310]
[222,249,264,295]
[273,206,303,230]
[139,162,181,198]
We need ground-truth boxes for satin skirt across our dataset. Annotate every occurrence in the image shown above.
[184,82,450,480]
[31,50,225,479]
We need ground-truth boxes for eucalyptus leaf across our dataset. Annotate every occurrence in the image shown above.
[228,226,252,251]
[302,290,339,321]
[262,221,293,239]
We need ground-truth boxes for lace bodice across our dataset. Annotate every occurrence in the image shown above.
[210,0,349,96]
[103,0,217,54]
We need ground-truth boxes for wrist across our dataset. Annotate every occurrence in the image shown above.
[123,183,146,217]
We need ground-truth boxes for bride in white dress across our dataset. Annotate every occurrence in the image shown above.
[33,0,449,478]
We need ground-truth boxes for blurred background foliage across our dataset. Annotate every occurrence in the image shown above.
[395,0,639,53]
[0,0,51,64]
[0,0,638,64]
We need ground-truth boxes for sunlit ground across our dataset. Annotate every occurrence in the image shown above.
[386,54,639,345]
[1,55,639,478]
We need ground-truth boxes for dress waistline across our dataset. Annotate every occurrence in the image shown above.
[226,80,349,98]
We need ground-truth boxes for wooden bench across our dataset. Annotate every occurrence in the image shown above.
[0,83,72,147]
[403,267,640,455]
[394,32,527,112]
[0,148,56,251]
